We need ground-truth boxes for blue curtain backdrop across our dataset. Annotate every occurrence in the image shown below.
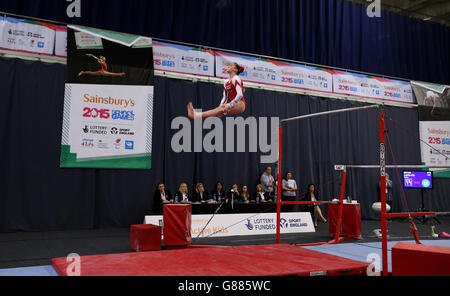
[2,56,450,232]
[0,0,449,84]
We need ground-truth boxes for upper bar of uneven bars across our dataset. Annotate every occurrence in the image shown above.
[280,105,378,124]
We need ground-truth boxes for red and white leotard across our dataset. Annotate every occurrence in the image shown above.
[220,75,245,108]
[99,61,107,72]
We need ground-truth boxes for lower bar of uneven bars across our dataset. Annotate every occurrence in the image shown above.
[386,212,436,218]
[280,201,335,205]
[337,165,450,169]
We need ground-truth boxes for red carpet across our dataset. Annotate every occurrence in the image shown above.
[51,244,370,276]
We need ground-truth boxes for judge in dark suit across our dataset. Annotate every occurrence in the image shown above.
[192,182,210,203]
[174,182,192,203]
[211,181,226,203]
[152,182,173,214]
[227,184,240,205]
[303,184,327,227]
[240,185,251,203]
[253,184,271,203]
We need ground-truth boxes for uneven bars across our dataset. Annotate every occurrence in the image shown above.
[280,105,378,123]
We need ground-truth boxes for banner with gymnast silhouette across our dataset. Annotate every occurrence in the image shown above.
[413,81,450,178]
[60,27,154,169]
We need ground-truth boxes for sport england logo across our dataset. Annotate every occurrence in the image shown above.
[280,218,288,228]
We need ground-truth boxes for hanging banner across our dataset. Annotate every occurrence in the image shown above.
[332,70,414,104]
[377,77,414,103]
[54,25,67,57]
[60,27,154,169]
[0,16,56,56]
[215,51,333,92]
[413,81,450,178]
[152,41,215,77]
[271,60,333,93]
[215,50,278,84]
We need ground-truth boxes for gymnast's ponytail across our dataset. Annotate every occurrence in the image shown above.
[234,62,244,75]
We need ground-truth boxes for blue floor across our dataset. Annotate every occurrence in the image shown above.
[1,240,449,276]
[303,239,450,273]
[0,265,58,276]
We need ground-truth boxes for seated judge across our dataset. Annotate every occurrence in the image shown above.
[240,185,251,204]
[174,182,192,203]
[303,183,327,227]
[211,181,226,203]
[152,182,173,214]
[253,184,272,203]
[227,184,240,204]
[192,182,210,203]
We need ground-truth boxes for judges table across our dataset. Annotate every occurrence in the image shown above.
[160,201,278,215]
[328,202,362,239]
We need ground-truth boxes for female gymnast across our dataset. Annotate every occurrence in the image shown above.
[78,54,126,77]
[187,62,246,119]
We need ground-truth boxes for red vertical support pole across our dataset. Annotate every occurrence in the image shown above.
[276,125,282,244]
[379,108,388,276]
[333,168,347,242]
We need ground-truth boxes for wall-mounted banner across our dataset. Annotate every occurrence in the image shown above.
[152,41,215,77]
[0,16,56,56]
[377,77,414,104]
[215,51,278,85]
[144,212,314,238]
[270,60,333,93]
[54,25,67,57]
[333,70,414,104]
[60,28,154,169]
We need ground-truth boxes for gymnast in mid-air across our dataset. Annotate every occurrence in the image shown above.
[78,54,126,77]
[187,62,246,119]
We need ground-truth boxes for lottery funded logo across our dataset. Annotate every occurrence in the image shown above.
[83,125,108,135]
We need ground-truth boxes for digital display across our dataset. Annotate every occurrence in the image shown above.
[403,171,433,189]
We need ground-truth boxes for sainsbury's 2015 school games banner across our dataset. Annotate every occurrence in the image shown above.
[60,26,154,169]
[0,16,56,56]
[152,41,215,77]
[215,51,333,93]
[332,70,414,104]
[269,60,333,93]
